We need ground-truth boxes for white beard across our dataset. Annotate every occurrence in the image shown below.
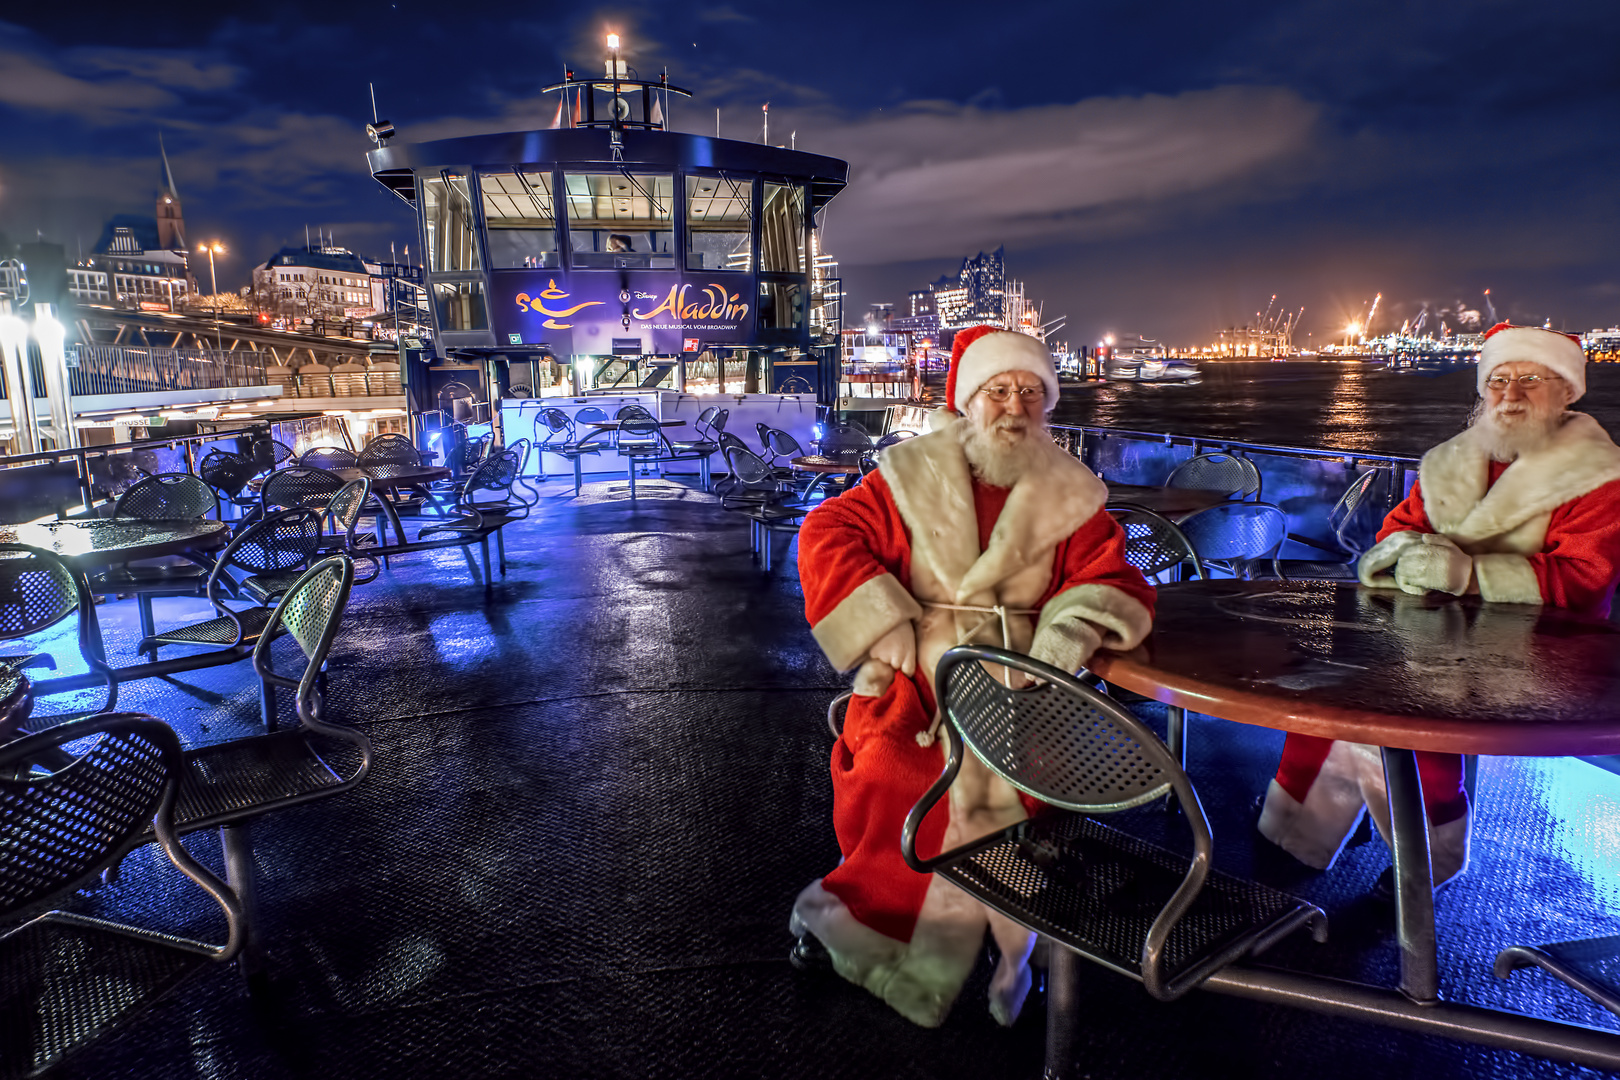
[1469,399,1567,462]
[960,415,1050,488]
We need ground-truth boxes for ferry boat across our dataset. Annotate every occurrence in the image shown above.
[1104,336,1201,382]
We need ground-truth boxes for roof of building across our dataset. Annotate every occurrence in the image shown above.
[94,215,163,254]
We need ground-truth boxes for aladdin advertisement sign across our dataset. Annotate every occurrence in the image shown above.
[490,271,752,354]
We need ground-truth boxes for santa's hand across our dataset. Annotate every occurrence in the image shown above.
[868,621,917,677]
[1357,531,1423,588]
[1029,616,1103,675]
[1393,534,1473,596]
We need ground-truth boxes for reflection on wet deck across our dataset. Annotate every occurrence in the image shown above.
[20,475,1620,1079]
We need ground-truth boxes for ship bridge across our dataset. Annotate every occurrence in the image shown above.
[366,41,847,420]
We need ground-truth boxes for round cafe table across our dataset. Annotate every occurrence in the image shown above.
[331,464,454,544]
[1089,578,1620,1020]
[1104,483,1232,520]
[790,455,865,500]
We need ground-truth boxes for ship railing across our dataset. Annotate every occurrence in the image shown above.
[68,345,270,397]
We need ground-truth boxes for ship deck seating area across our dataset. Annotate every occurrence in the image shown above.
[8,466,1620,1080]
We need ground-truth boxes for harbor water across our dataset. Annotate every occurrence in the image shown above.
[1045,361,1620,459]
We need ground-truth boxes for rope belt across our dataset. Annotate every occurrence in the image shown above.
[913,601,1038,747]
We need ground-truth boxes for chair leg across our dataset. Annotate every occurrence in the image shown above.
[221,824,263,979]
[138,595,157,639]
[260,682,276,731]
[628,461,638,502]
[1165,706,1187,812]
[497,528,507,574]
[481,536,493,592]
[1044,945,1082,1080]
[573,456,583,496]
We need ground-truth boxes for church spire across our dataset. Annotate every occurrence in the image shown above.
[156,133,187,250]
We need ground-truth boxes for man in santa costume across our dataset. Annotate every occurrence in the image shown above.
[1258,323,1620,895]
[789,325,1155,1028]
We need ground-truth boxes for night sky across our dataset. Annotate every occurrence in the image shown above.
[2,1,1617,348]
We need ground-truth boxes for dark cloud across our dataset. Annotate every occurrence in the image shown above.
[0,1,1616,344]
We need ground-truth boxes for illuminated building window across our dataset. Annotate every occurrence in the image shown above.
[480,169,560,269]
[686,174,751,271]
[563,172,674,269]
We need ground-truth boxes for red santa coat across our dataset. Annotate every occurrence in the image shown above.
[791,417,1154,1028]
[1260,412,1620,881]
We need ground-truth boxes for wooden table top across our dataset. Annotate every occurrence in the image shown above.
[791,456,865,475]
[1088,579,1620,756]
[1105,484,1232,518]
[0,518,230,570]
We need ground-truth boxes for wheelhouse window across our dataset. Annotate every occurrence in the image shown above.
[758,280,805,332]
[759,182,805,274]
[564,172,674,269]
[481,169,560,269]
[686,175,751,271]
[433,281,489,332]
[422,172,482,273]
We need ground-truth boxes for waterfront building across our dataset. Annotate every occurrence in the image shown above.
[251,243,387,323]
[1584,327,1620,360]
[71,147,198,310]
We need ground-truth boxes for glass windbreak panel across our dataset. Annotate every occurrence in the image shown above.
[759,183,805,274]
[758,279,805,332]
[481,169,559,269]
[564,172,675,268]
[422,173,481,272]
[433,281,489,332]
[686,175,751,271]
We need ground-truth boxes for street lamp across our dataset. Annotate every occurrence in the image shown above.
[197,241,226,355]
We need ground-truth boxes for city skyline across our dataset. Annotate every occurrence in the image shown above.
[1,2,1617,345]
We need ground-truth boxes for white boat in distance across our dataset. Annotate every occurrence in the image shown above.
[1105,337,1201,383]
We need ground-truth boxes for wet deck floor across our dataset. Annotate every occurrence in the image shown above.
[20,474,1620,1079]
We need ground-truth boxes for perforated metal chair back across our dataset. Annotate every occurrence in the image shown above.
[616,417,661,451]
[717,431,751,462]
[935,646,1180,812]
[575,406,610,425]
[723,445,780,495]
[258,556,353,666]
[464,449,521,502]
[228,509,325,576]
[707,407,730,435]
[766,428,805,461]
[539,408,575,446]
[113,473,218,521]
[1178,502,1288,563]
[615,403,653,420]
[356,434,421,468]
[262,466,345,512]
[1110,507,1204,581]
[0,544,81,641]
[1165,453,1261,500]
[0,715,177,914]
[300,446,359,471]
[198,450,256,500]
[1329,468,1385,557]
[325,478,372,537]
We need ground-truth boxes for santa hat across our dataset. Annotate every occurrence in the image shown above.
[946,325,1060,414]
[1478,323,1587,401]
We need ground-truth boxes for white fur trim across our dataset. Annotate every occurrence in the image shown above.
[1393,538,1473,596]
[1473,553,1543,605]
[811,573,923,672]
[1358,530,1424,588]
[1419,412,1620,544]
[1031,583,1153,673]
[791,876,990,1028]
[1257,741,1370,870]
[1479,327,1587,400]
[952,331,1060,414]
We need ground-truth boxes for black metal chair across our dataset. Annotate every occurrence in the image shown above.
[1108,506,1205,585]
[875,429,918,452]
[198,449,260,519]
[356,434,422,468]
[0,715,244,1077]
[261,465,346,518]
[1178,501,1288,580]
[615,417,669,501]
[1165,452,1261,501]
[0,544,116,727]
[156,556,368,967]
[817,422,873,467]
[615,403,654,421]
[718,445,806,569]
[902,646,1325,1077]
[298,446,360,471]
[94,474,221,639]
[665,406,726,491]
[418,450,526,583]
[139,510,325,681]
[1277,467,1389,581]
[537,407,611,495]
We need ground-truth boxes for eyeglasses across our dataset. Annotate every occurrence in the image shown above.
[1485,373,1559,391]
[978,386,1046,403]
